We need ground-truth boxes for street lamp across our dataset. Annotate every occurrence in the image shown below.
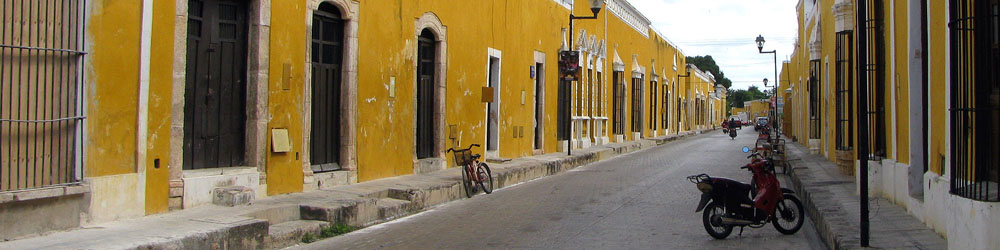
[755,34,779,139]
[565,0,603,155]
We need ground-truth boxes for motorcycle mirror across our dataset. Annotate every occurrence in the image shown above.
[742,146,750,153]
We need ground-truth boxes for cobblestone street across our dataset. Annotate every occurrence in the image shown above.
[296,129,826,249]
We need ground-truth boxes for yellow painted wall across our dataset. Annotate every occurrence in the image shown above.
[144,0,176,215]
[928,0,946,174]
[266,1,307,195]
[85,1,141,177]
[892,0,910,164]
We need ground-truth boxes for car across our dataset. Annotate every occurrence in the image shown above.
[754,117,768,131]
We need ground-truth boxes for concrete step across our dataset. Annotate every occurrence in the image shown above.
[375,198,413,221]
[213,186,255,207]
[267,220,330,249]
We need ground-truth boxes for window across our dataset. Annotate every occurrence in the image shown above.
[835,31,854,150]
[864,0,887,159]
[1,1,86,191]
[649,80,657,130]
[597,72,603,117]
[948,0,1000,202]
[809,60,822,139]
[613,71,625,135]
[631,76,643,133]
[663,85,669,130]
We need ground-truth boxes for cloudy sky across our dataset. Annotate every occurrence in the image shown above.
[627,0,798,90]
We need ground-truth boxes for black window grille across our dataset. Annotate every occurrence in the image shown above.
[949,0,1000,202]
[809,60,822,139]
[558,78,569,140]
[649,80,657,130]
[415,29,435,160]
[663,86,669,130]
[836,31,854,151]
[1,0,87,191]
[596,71,602,117]
[631,76,643,133]
[612,71,625,135]
[864,0,888,160]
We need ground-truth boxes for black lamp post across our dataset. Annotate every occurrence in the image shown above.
[756,35,779,140]
[565,0,603,155]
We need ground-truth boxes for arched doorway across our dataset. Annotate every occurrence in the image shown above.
[416,29,436,159]
[309,2,344,172]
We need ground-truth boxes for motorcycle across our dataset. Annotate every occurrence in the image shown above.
[686,146,805,239]
[729,127,737,140]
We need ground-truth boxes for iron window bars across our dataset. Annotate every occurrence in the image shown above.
[1,0,87,191]
[836,31,854,151]
[949,0,1000,202]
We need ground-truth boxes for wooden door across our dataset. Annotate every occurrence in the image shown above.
[183,0,248,170]
[416,30,435,159]
[310,3,344,172]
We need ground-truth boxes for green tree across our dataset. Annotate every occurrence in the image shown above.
[685,55,733,89]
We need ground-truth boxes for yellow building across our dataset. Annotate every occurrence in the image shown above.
[782,0,1000,248]
[0,0,727,239]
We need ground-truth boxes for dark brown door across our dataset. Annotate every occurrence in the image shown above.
[310,3,344,172]
[416,30,435,159]
[183,0,248,170]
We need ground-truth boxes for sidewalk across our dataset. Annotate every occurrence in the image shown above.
[783,141,947,250]
[0,129,711,250]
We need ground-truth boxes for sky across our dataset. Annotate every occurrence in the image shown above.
[626,0,798,91]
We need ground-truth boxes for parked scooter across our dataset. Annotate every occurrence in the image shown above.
[686,146,804,239]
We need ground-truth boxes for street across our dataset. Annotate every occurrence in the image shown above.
[293,128,827,249]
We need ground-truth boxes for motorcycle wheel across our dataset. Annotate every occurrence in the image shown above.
[772,194,805,234]
[702,202,733,239]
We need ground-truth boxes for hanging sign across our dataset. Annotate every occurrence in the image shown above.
[559,51,580,81]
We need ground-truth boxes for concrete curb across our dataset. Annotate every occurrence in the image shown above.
[783,141,946,250]
[0,129,714,250]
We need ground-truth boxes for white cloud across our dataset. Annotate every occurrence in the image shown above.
[626,0,797,90]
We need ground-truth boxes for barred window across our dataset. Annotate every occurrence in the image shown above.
[663,86,669,130]
[809,60,822,139]
[1,1,87,191]
[649,79,657,130]
[864,0,888,159]
[631,76,643,133]
[836,31,854,150]
[949,0,1000,202]
[613,71,625,135]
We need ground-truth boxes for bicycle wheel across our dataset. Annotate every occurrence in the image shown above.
[476,162,494,194]
[461,165,474,198]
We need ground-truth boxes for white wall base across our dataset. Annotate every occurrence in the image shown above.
[860,158,1000,249]
[181,167,260,209]
[86,173,145,225]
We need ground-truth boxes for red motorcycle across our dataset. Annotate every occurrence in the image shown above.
[687,146,804,239]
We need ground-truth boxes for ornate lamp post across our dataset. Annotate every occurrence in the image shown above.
[756,35,779,139]
[564,0,603,155]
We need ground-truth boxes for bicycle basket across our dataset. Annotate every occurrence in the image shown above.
[452,149,473,166]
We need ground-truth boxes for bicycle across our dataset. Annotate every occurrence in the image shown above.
[447,144,494,198]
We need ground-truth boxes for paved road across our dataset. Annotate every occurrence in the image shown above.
[294,127,827,249]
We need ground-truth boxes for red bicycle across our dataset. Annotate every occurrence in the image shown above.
[447,144,494,198]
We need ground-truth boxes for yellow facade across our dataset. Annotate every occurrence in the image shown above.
[2,1,728,236]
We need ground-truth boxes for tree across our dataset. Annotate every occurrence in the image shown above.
[685,55,733,89]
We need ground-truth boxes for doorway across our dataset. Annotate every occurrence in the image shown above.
[309,2,344,172]
[183,0,249,170]
[534,62,544,151]
[416,29,436,159]
[486,49,501,157]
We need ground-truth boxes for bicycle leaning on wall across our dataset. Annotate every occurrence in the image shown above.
[447,144,494,198]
